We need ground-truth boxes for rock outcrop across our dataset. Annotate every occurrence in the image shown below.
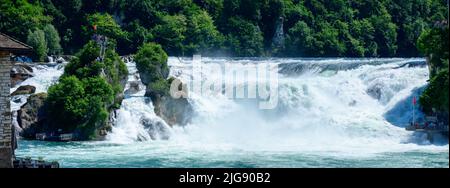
[17,93,48,139]
[135,43,193,127]
[124,81,141,95]
[11,85,36,96]
[151,93,193,127]
[11,63,34,87]
[141,117,170,140]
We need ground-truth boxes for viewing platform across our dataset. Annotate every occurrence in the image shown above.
[405,116,449,141]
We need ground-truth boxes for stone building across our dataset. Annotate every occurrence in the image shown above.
[0,32,32,168]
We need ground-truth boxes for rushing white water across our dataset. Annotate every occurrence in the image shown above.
[14,58,449,167]
[107,58,447,156]
[10,63,66,111]
[107,60,171,143]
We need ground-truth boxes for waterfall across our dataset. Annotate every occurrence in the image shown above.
[10,57,441,151]
[106,59,171,143]
[13,57,448,167]
[104,57,444,152]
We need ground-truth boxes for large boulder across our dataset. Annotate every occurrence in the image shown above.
[147,78,192,126]
[125,81,142,95]
[11,85,36,96]
[11,63,34,87]
[17,93,48,138]
[141,117,170,140]
[151,95,193,127]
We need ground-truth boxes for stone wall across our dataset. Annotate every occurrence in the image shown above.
[0,56,13,168]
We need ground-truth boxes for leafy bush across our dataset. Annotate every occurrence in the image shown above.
[135,43,172,99]
[47,76,113,139]
[46,76,88,132]
[135,43,169,84]
[420,69,449,113]
[46,41,127,140]
[148,77,170,96]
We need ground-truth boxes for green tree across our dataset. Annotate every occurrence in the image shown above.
[225,17,264,56]
[122,20,153,54]
[27,29,48,62]
[184,10,224,55]
[420,68,449,113]
[85,13,126,40]
[370,12,398,56]
[286,21,314,56]
[313,22,346,56]
[43,24,63,55]
[47,75,88,132]
[152,14,187,55]
[417,27,449,76]
[350,19,376,56]
[193,0,224,20]
[417,23,449,115]
[0,0,51,41]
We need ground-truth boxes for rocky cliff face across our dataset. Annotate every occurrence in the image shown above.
[10,63,34,87]
[11,85,36,96]
[134,43,193,127]
[17,93,48,139]
[150,93,193,127]
[141,73,193,127]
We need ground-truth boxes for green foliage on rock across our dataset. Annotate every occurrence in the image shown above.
[148,78,171,96]
[85,13,126,41]
[417,24,449,115]
[134,43,172,100]
[135,43,169,84]
[46,75,113,139]
[46,41,127,140]
[417,27,449,76]
[420,69,449,113]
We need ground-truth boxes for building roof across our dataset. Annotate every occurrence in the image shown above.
[0,32,32,53]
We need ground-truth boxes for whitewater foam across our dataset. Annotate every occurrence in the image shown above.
[11,58,447,157]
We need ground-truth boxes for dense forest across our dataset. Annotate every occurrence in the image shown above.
[417,21,448,116]
[0,0,448,58]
